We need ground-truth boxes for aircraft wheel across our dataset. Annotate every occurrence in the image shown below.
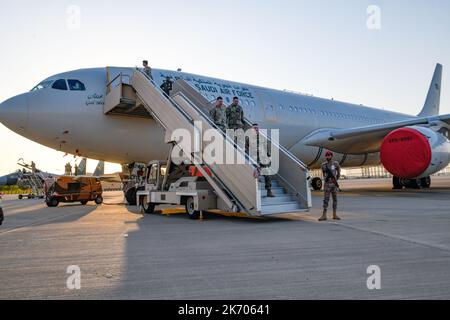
[80,200,88,205]
[392,177,403,189]
[421,176,431,189]
[311,177,323,191]
[409,178,422,189]
[185,197,200,220]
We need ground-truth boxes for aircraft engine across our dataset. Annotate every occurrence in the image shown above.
[380,126,450,179]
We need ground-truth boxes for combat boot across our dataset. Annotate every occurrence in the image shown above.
[267,189,275,198]
[333,210,341,220]
[319,209,327,221]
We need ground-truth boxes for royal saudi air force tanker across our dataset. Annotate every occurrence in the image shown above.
[0,64,449,190]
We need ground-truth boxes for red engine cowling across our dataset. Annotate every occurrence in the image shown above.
[380,126,450,179]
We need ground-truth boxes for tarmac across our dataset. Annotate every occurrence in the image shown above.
[1,176,450,300]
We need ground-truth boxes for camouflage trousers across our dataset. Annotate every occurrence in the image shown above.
[323,182,338,210]
[216,125,227,133]
[263,175,272,190]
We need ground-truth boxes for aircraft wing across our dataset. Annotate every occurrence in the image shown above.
[301,114,450,154]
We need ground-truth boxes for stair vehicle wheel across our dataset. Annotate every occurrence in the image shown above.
[125,187,137,205]
[18,195,23,200]
[311,177,323,191]
[46,197,59,207]
[421,176,431,189]
[94,195,103,205]
[140,196,156,214]
[185,197,200,220]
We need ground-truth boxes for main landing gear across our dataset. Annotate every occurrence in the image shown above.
[392,176,431,190]
[311,177,323,191]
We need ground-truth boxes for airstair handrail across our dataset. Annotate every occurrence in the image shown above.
[242,118,309,171]
[173,79,309,171]
[133,69,257,214]
[172,91,261,169]
[172,79,311,205]
[106,73,131,94]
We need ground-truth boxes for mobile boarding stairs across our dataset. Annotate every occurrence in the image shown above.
[104,69,312,217]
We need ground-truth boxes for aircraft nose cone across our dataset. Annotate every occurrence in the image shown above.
[0,94,29,131]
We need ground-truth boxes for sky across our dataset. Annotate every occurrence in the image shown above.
[1,0,450,175]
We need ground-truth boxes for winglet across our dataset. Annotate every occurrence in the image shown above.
[418,63,442,117]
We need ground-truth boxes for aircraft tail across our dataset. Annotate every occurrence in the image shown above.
[75,158,87,176]
[93,161,105,176]
[418,63,442,117]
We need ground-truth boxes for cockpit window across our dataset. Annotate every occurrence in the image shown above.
[31,80,53,91]
[52,79,68,91]
[68,79,86,91]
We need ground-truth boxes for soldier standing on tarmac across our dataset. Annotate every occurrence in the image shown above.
[319,151,341,221]
[209,97,227,132]
[0,194,4,226]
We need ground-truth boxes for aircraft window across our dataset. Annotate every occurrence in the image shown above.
[68,79,86,91]
[31,80,54,91]
[52,79,68,91]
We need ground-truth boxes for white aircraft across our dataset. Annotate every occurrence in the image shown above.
[0,64,449,191]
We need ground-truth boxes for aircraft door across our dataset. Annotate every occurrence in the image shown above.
[254,88,278,123]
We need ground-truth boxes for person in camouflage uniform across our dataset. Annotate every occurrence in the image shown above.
[160,76,173,96]
[319,151,341,221]
[0,197,4,226]
[143,60,153,80]
[226,97,245,130]
[209,97,227,132]
[247,123,274,197]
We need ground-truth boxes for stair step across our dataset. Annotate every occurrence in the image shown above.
[258,180,280,188]
[261,195,296,204]
[260,187,286,195]
[260,207,309,216]
[261,202,302,215]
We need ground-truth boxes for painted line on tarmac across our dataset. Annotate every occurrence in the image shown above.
[329,220,450,254]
